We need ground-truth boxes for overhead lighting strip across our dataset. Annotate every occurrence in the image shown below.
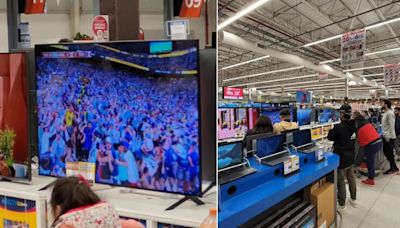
[221,55,270,70]
[223,66,304,82]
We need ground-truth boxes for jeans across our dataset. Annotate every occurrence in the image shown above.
[338,166,357,206]
[364,140,382,180]
[383,138,398,171]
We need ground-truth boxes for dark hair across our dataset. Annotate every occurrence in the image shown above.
[353,111,364,120]
[395,107,400,112]
[51,177,100,223]
[251,115,273,134]
[279,108,291,121]
[368,108,374,113]
[384,100,392,109]
[344,97,349,102]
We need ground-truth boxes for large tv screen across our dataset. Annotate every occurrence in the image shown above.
[0,53,30,181]
[35,41,201,196]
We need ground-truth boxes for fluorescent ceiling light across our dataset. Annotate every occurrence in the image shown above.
[218,0,272,31]
[223,66,304,82]
[222,55,270,70]
[343,65,385,72]
[303,35,341,47]
[303,16,400,47]
[362,73,384,77]
[319,58,341,64]
[365,16,400,30]
[372,79,384,81]
[319,47,400,64]
[260,82,345,90]
[365,47,400,56]
[230,73,317,87]
[256,80,319,89]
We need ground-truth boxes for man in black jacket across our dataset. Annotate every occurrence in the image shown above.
[328,105,357,210]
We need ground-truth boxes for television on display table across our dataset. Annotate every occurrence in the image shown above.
[35,40,202,196]
[0,52,31,182]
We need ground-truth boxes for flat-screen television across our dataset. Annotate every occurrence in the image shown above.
[256,134,285,158]
[35,40,201,196]
[218,141,242,170]
[0,53,31,181]
[331,109,340,122]
[293,129,312,147]
[296,91,311,103]
[318,108,332,123]
[260,108,295,124]
[297,109,312,126]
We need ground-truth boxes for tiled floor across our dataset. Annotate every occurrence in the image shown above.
[339,165,400,228]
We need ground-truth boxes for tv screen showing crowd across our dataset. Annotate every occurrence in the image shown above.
[35,41,201,196]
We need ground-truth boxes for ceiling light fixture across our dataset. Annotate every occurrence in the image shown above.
[218,0,272,31]
[230,73,318,87]
[222,55,270,70]
[223,66,304,82]
[343,65,385,72]
[303,16,400,47]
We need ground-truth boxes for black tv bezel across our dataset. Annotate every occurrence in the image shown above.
[34,40,203,197]
[0,51,32,182]
[217,140,244,171]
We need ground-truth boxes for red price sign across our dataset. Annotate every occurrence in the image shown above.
[179,0,204,17]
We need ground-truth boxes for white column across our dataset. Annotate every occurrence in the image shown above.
[70,0,81,38]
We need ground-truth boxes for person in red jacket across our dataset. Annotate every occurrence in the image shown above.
[354,112,382,186]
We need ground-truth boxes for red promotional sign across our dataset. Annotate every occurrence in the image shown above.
[25,0,46,14]
[92,15,109,42]
[179,0,204,17]
[223,87,244,100]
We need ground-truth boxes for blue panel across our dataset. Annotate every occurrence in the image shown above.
[150,41,173,53]
[218,153,339,227]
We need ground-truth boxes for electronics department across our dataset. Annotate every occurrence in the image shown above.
[0,0,217,228]
[217,0,400,227]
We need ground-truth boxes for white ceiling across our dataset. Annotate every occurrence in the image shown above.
[218,0,400,99]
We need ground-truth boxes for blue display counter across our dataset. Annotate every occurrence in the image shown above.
[218,152,340,227]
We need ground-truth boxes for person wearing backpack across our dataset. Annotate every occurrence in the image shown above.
[353,112,382,186]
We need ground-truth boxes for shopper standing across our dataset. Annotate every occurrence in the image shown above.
[273,108,298,134]
[394,107,400,160]
[381,100,399,175]
[327,105,357,209]
[353,112,382,186]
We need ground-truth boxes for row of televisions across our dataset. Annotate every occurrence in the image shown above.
[0,39,216,197]
[218,129,313,170]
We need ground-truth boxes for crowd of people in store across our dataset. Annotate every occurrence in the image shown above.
[36,54,200,195]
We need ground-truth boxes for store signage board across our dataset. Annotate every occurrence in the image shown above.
[179,0,205,17]
[384,63,400,86]
[92,15,109,42]
[166,20,189,40]
[341,29,366,66]
[223,87,244,100]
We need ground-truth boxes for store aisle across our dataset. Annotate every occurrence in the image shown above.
[340,168,400,228]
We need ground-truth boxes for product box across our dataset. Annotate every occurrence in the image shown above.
[291,155,300,172]
[304,181,320,202]
[310,183,334,228]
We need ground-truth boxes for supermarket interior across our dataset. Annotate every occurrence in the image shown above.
[0,0,217,228]
[217,0,400,228]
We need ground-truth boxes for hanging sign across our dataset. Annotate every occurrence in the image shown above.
[384,63,400,86]
[341,29,366,66]
[174,0,204,17]
[92,15,109,42]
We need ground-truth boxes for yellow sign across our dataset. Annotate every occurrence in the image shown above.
[311,127,323,140]
[0,196,36,228]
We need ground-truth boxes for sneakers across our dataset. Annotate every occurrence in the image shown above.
[384,169,397,175]
[338,205,346,213]
[362,179,375,186]
[348,198,358,208]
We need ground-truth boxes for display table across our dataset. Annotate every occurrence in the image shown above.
[218,152,340,228]
[0,175,216,228]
